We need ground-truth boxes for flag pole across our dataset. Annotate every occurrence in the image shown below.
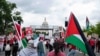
[74,15,95,56]
[11,16,24,48]
[11,16,21,40]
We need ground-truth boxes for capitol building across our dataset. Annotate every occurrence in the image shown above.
[31,18,64,37]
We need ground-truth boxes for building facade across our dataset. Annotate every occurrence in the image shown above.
[30,18,64,38]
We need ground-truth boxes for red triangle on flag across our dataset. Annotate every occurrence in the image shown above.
[14,22,22,40]
[66,13,79,37]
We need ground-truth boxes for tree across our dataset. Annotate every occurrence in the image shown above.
[95,22,100,36]
[0,0,23,35]
[83,22,100,37]
[83,25,96,35]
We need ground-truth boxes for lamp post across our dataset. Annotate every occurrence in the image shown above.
[65,17,68,27]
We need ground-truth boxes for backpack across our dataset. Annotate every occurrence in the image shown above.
[5,44,11,51]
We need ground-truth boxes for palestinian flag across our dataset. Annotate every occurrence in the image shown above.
[14,22,27,48]
[86,17,90,31]
[65,13,95,56]
[21,31,27,48]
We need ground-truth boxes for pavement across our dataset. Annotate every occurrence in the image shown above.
[0,51,5,56]
[64,49,100,56]
[0,49,100,56]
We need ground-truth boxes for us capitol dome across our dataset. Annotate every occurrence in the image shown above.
[41,18,48,29]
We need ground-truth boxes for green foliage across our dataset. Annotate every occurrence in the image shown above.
[42,32,49,35]
[83,22,100,36]
[0,0,23,35]
[95,22,100,36]
[87,25,96,35]
[42,32,46,35]
[83,28,87,32]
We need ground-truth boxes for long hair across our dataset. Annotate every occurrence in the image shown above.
[53,42,60,56]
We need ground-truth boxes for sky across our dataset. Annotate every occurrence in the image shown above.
[7,0,100,28]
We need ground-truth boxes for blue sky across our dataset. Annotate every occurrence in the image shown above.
[7,0,100,28]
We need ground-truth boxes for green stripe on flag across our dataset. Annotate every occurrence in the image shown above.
[65,35,87,54]
[22,38,27,48]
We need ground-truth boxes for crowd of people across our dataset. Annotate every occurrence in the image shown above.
[18,37,66,56]
[2,32,100,56]
[88,37,100,53]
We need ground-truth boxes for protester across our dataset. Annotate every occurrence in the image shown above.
[96,38,100,53]
[3,35,7,51]
[59,37,65,52]
[18,40,38,56]
[47,41,66,56]
[67,44,76,56]
[12,39,19,56]
[45,40,53,56]
[89,37,96,52]
[5,40,11,56]
[37,37,45,56]
[45,40,53,52]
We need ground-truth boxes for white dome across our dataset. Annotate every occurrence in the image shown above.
[42,21,48,26]
[42,18,48,28]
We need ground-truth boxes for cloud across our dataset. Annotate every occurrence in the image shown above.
[21,12,49,27]
[7,0,100,28]
[8,0,54,14]
[90,10,100,25]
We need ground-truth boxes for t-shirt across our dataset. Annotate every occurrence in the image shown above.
[89,39,95,46]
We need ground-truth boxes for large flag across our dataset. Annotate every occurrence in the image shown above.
[14,22,22,40]
[14,22,27,48]
[65,13,95,56]
[86,17,90,31]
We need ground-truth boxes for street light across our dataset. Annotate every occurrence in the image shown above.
[65,17,68,27]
